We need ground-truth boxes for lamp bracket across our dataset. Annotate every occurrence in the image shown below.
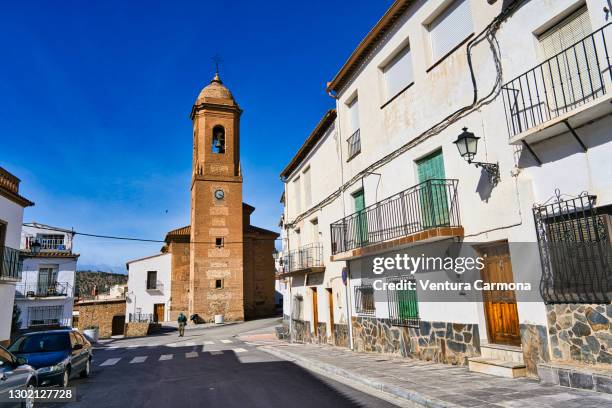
[470,161,500,186]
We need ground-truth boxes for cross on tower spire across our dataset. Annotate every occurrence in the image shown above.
[212,55,223,81]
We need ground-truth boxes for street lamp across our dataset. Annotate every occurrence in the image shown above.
[453,127,500,185]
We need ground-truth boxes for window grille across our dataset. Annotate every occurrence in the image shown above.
[354,285,375,315]
[533,191,611,303]
[387,276,419,327]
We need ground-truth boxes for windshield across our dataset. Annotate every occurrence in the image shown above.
[9,333,70,353]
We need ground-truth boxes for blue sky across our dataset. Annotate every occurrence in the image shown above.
[1,0,392,273]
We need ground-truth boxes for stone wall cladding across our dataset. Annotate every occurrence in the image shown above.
[546,303,611,366]
[315,323,327,344]
[520,323,550,377]
[124,322,161,337]
[291,319,311,343]
[352,316,480,365]
[333,324,349,347]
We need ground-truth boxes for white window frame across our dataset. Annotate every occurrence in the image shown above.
[426,0,474,64]
[381,44,414,103]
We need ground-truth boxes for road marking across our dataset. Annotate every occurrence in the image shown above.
[100,358,121,366]
[203,341,214,345]
[185,341,195,347]
[185,352,198,358]
[159,354,173,361]
[233,348,247,353]
[209,350,224,355]
[220,339,232,344]
[130,356,147,363]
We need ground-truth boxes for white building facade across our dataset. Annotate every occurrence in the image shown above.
[281,0,611,387]
[125,253,172,323]
[17,223,78,330]
[0,167,33,344]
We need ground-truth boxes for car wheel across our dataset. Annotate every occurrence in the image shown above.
[80,358,91,378]
[61,368,70,387]
[21,382,35,408]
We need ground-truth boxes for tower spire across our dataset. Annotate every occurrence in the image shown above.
[212,54,222,83]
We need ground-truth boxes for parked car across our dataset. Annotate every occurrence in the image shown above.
[8,330,92,387]
[0,344,37,407]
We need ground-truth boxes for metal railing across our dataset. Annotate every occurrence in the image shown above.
[1,246,22,280]
[354,285,375,315]
[387,276,419,328]
[330,179,460,255]
[347,129,361,160]
[15,282,72,298]
[27,305,66,327]
[278,243,324,274]
[129,313,154,323]
[502,24,612,138]
[24,236,69,252]
[533,191,611,304]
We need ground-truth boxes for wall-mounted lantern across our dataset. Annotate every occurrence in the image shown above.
[453,127,500,185]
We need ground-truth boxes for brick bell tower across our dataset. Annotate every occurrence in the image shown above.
[189,71,244,321]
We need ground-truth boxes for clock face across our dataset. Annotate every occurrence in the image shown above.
[214,189,225,200]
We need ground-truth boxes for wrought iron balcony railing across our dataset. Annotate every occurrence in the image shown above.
[15,282,73,298]
[502,23,611,138]
[1,246,23,280]
[347,129,361,161]
[330,179,460,255]
[278,243,324,274]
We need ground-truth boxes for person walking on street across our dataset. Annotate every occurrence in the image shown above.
[177,312,187,337]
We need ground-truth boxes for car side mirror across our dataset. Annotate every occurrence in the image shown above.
[73,344,83,351]
[15,357,27,366]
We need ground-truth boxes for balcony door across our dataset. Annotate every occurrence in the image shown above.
[352,190,368,247]
[539,6,600,114]
[38,267,58,295]
[417,150,449,228]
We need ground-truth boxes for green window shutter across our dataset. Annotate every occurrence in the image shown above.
[416,151,449,228]
[352,190,368,246]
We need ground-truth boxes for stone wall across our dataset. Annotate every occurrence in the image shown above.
[315,323,327,344]
[124,322,161,337]
[547,304,611,366]
[74,299,126,339]
[352,316,480,365]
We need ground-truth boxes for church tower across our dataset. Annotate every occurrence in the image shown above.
[189,72,244,321]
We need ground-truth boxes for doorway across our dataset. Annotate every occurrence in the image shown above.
[326,288,334,339]
[478,242,521,346]
[111,315,125,336]
[352,190,368,246]
[154,303,165,323]
[311,288,318,336]
[416,150,449,227]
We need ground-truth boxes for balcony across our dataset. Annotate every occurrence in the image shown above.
[277,243,324,277]
[24,235,70,252]
[1,246,23,281]
[501,24,612,147]
[15,282,73,298]
[330,179,462,260]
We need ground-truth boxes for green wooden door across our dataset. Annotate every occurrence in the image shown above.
[416,150,449,228]
[353,190,368,246]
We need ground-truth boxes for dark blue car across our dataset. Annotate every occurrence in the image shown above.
[8,330,92,387]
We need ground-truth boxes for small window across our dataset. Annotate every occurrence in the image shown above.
[347,96,360,134]
[382,45,414,101]
[146,271,157,290]
[215,279,223,289]
[428,0,473,62]
[212,125,225,154]
[215,238,224,248]
[354,285,375,315]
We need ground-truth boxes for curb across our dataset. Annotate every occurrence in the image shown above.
[260,346,456,408]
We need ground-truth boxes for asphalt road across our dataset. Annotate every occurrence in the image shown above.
[47,319,398,408]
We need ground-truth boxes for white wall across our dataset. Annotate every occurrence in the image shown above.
[126,254,172,321]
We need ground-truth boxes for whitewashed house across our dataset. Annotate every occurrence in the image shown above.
[281,0,611,390]
[125,253,172,323]
[0,167,33,344]
[17,223,78,330]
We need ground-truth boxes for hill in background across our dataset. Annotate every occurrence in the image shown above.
[75,270,128,297]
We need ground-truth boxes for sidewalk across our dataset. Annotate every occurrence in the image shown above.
[260,342,612,408]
